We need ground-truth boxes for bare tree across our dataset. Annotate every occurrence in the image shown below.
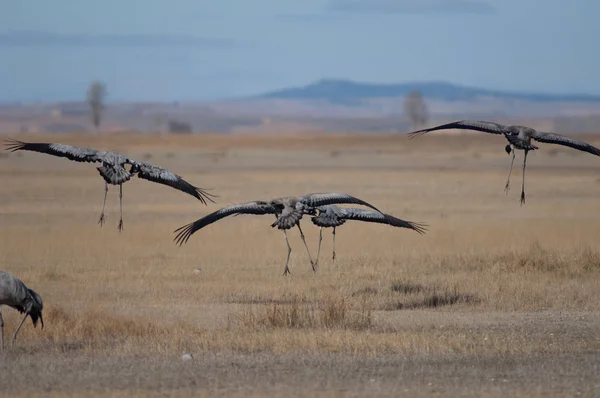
[87,81,107,131]
[403,91,428,130]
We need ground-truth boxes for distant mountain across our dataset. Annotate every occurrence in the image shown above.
[258,79,600,104]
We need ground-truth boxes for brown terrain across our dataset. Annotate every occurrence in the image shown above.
[1,131,600,397]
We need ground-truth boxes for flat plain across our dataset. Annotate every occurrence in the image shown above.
[1,131,600,397]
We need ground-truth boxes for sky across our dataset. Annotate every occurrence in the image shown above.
[0,0,598,102]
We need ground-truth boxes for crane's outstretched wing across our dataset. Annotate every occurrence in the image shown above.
[174,201,276,245]
[532,132,600,156]
[132,161,217,205]
[4,139,102,163]
[339,208,428,234]
[407,120,508,139]
[299,193,382,213]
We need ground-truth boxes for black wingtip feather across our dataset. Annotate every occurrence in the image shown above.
[380,213,428,234]
[194,187,218,205]
[3,138,27,152]
[408,221,429,235]
[407,130,429,140]
[175,180,217,205]
[173,221,196,246]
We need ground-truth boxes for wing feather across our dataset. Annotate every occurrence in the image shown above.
[407,120,508,139]
[174,201,276,245]
[299,193,381,213]
[532,132,600,156]
[272,206,304,230]
[133,162,216,205]
[4,139,101,162]
[97,164,132,185]
[339,208,428,234]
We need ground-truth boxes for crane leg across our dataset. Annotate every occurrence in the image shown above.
[297,222,316,272]
[505,149,516,194]
[282,230,292,276]
[332,227,337,262]
[117,184,124,232]
[11,312,28,347]
[520,150,528,205]
[98,182,108,226]
[0,306,4,353]
[314,227,323,269]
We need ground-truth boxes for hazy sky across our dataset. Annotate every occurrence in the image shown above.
[1,0,598,102]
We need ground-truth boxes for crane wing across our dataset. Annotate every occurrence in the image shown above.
[407,120,508,139]
[531,132,600,156]
[132,161,216,205]
[4,139,102,163]
[299,193,382,213]
[174,201,276,245]
[339,208,428,234]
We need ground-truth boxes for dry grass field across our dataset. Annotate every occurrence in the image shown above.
[1,131,600,397]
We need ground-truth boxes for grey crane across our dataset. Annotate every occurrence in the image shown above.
[4,139,216,231]
[310,205,427,267]
[0,271,44,352]
[408,120,600,205]
[174,193,382,275]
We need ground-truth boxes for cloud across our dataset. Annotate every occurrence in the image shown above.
[0,31,236,48]
[328,0,496,14]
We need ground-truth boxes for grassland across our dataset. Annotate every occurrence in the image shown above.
[1,131,600,397]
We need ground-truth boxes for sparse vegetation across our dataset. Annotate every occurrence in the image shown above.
[237,294,373,331]
[1,132,600,396]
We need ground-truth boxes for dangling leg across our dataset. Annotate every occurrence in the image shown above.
[282,230,292,276]
[98,182,108,226]
[332,227,337,262]
[117,184,124,232]
[11,312,29,347]
[296,222,316,272]
[314,227,323,269]
[0,306,4,353]
[520,150,529,205]
[505,149,516,194]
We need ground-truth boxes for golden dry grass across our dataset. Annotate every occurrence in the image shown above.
[1,131,600,396]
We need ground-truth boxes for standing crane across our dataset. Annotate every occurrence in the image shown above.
[4,139,216,231]
[310,205,427,267]
[0,271,44,352]
[174,193,382,275]
[407,120,600,205]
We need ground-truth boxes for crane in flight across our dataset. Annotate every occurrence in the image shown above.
[174,193,382,275]
[310,205,427,267]
[5,139,216,231]
[408,120,600,204]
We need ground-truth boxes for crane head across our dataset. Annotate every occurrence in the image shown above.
[27,289,44,329]
[128,162,140,174]
[505,144,512,155]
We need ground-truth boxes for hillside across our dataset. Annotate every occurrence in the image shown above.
[258,79,600,104]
